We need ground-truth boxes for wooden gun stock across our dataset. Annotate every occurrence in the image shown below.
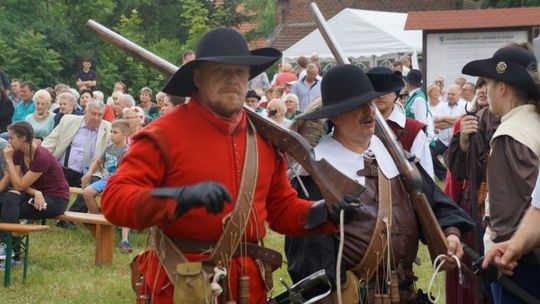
[86,19,364,207]
[310,2,447,260]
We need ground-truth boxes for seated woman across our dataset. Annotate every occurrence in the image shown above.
[1,121,69,228]
[53,92,83,127]
[266,98,291,128]
[283,93,302,120]
[24,89,56,140]
[122,106,145,144]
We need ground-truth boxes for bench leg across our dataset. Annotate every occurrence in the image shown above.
[85,224,114,266]
[3,232,13,288]
[22,235,29,283]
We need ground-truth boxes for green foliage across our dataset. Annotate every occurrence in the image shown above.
[244,0,277,40]
[481,0,540,7]
[180,0,212,51]
[0,0,256,96]
[1,30,62,88]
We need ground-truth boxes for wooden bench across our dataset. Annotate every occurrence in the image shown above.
[0,223,49,287]
[54,211,114,266]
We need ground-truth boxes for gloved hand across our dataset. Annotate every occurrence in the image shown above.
[151,181,233,217]
[304,196,363,229]
[329,195,362,225]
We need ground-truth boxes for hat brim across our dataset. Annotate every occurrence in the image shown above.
[462,58,538,97]
[162,48,281,97]
[403,77,422,87]
[297,90,385,120]
[367,73,404,94]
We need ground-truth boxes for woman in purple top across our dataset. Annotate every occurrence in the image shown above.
[1,121,69,225]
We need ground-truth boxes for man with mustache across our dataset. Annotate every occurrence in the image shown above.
[100,28,356,304]
[286,64,473,303]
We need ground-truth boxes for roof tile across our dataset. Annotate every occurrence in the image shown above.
[405,7,540,30]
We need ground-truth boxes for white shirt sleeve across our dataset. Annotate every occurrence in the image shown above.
[532,173,540,209]
[411,96,428,124]
[410,129,435,180]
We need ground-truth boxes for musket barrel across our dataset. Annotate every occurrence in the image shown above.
[86,18,366,208]
[86,20,178,76]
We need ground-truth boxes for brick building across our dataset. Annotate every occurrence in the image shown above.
[269,0,480,50]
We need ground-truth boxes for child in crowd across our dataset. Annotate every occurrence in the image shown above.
[81,119,132,253]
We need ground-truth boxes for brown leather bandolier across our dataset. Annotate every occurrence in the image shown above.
[341,156,420,303]
[349,163,392,280]
[143,118,282,296]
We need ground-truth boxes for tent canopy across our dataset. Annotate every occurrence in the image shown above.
[283,8,422,61]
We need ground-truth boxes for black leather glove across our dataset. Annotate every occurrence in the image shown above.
[329,195,362,225]
[150,181,233,217]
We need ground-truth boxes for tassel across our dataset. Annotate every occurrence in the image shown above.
[382,294,391,304]
[390,271,400,304]
[238,276,250,304]
[374,294,383,304]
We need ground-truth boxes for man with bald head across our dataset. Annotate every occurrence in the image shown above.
[430,83,466,180]
[113,93,135,118]
[292,63,322,111]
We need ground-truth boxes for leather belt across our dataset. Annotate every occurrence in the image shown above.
[172,238,283,271]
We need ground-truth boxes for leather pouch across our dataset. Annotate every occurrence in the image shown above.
[173,262,212,304]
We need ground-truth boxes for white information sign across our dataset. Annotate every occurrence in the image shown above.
[426,30,528,85]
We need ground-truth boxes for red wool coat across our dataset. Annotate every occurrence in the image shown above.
[101,95,335,304]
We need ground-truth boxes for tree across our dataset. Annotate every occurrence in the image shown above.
[2,30,62,87]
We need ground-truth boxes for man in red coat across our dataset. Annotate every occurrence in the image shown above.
[100,28,357,304]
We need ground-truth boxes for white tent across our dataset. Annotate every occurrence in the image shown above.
[283,8,422,64]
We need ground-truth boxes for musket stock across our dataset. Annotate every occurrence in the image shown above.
[310,2,447,260]
[86,19,364,207]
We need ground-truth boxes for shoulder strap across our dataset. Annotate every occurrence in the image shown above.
[152,117,259,281]
[350,166,392,281]
[205,117,259,265]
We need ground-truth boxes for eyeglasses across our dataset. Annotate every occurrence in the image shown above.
[284,100,295,103]
[126,116,139,120]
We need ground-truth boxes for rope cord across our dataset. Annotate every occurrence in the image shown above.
[427,254,462,303]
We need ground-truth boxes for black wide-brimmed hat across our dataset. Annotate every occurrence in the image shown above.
[462,47,538,97]
[298,65,386,120]
[367,67,404,95]
[162,28,282,97]
[403,69,423,87]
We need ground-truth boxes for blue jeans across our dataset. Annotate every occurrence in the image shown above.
[490,260,540,303]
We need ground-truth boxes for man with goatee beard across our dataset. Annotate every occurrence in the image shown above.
[100,28,358,304]
[285,64,473,303]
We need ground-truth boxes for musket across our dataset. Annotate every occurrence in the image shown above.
[310,2,448,260]
[464,102,483,304]
[86,19,364,208]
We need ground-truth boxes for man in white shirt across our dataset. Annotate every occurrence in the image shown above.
[285,64,472,302]
[430,84,466,180]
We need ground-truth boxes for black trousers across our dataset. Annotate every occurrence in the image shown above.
[62,168,100,213]
[429,139,448,181]
[0,191,68,245]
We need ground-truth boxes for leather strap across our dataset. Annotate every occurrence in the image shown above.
[205,117,258,266]
[172,238,282,271]
[350,166,392,281]
[152,117,259,282]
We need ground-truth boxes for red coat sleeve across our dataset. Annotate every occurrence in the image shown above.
[100,134,177,229]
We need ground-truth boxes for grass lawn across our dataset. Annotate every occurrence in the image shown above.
[1,222,443,303]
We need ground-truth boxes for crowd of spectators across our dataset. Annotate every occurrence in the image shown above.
[0,57,188,265]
